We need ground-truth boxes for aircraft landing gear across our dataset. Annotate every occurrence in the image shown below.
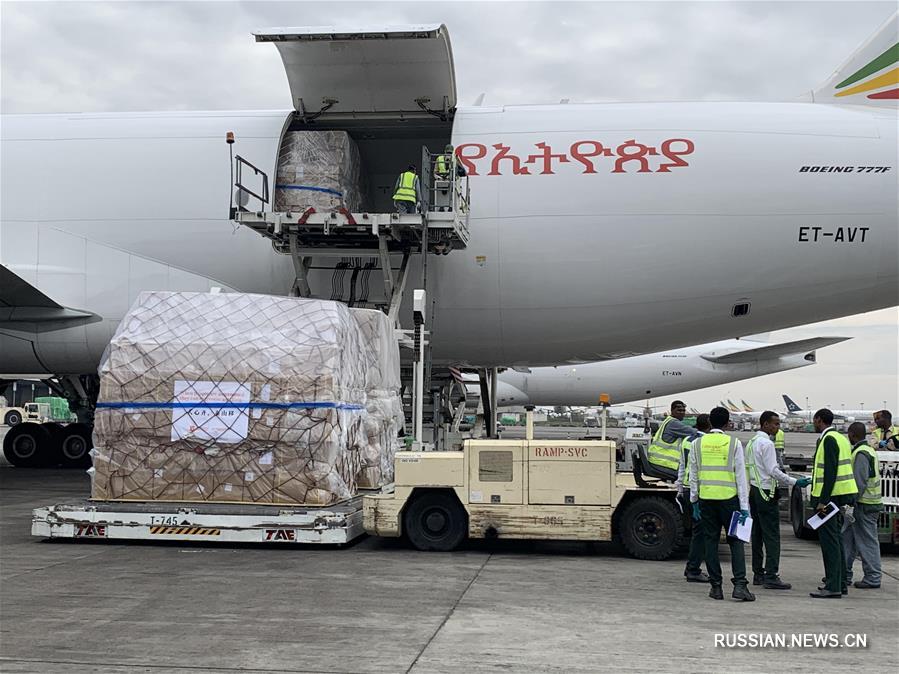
[2,374,98,469]
[2,422,94,468]
[3,423,53,467]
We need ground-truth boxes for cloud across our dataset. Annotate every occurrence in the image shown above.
[3,1,895,111]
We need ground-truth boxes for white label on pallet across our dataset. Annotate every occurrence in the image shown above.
[172,380,251,444]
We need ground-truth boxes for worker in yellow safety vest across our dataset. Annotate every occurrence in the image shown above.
[688,406,754,602]
[809,408,858,598]
[870,409,899,450]
[676,413,711,583]
[844,422,882,589]
[774,427,785,469]
[648,400,699,475]
[392,164,421,214]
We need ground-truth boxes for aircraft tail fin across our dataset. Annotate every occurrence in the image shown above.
[726,399,741,413]
[742,400,755,412]
[783,394,803,413]
[806,11,898,106]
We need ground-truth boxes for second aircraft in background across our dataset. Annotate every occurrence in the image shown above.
[473,336,849,408]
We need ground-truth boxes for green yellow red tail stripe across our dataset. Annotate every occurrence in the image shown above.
[835,41,899,100]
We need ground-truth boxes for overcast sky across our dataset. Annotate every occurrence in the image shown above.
[1,0,896,413]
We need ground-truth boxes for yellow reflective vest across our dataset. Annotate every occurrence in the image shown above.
[435,154,450,177]
[696,433,738,500]
[871,425,899,449]
[851,444,882,506]
[680,437,693,488]
[648,416,682,471]
[392,171,418,202]
[774,429,784,451]
[811,430,859,498]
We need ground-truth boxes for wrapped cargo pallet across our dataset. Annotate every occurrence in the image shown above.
[92,291,373,506]
[350,308,404,488]
[274,130,366,213]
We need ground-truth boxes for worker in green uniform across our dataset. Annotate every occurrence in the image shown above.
[746,411,811,589]
[392,164,421,214]
[689,406,754,601]
[809,408,859,598]
[844,421,882,589]
[648,400,699,476]
[774,427,786,469]
[871,410,899,450]
[676,413,711,583]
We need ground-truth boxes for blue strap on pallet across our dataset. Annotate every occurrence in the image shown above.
[96,401,364,411]
[275,184,343,197]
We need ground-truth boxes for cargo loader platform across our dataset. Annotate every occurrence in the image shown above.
[32,494,387,545]
[233,208,469,254]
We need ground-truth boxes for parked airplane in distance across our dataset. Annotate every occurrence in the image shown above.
[479,336,849,407]
[782,394,877,422]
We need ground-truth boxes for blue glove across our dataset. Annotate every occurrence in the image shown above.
[796,477,811,488]
[879,440,888,448]
[692,503,701,521]
[739,509,750,525]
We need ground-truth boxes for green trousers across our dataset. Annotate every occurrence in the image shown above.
[819,509,847,593]
[680,493,705,574]
[749,485,781,580]
[699,496,747,586]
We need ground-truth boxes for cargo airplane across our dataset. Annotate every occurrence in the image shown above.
[1,16,897,466]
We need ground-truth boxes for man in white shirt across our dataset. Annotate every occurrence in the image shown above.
[689,406,754,601]
[747,411,812,590]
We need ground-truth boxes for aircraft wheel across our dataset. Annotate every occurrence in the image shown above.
[619,496,684,560]
[790,486,816,540]
[4,410,22,426]
[59,424,93,468]
[3,424,52,468]
[404,490,468,552]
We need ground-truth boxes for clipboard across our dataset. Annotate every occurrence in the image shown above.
[806,501,839,530]
[728,511,752,542]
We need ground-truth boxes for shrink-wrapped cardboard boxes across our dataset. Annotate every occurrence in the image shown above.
[91,291,398,506]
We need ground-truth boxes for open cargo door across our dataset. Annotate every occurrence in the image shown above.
[255,24,457,120]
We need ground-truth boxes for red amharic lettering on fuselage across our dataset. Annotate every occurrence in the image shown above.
[455,139,695,176]
[534,447,590,458]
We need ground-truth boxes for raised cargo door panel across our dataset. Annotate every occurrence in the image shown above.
[528,441,614,506]
[254,24,456,117]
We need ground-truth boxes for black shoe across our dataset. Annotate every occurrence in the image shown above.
[709,585,724,600]
[752,574,764,586]
[817,585,848,595]
[732,584,756,602]
[810,590,842,598]
[686,571,710,583]
[763,577,792,590]
[853,580,881,589]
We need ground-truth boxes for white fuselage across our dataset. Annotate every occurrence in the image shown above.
[489,339,818,407]
[1,102,897,374]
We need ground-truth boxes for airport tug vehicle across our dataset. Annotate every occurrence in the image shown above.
[364,411,689,559]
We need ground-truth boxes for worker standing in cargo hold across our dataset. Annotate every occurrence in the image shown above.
[689,406,754,602]
[746,411,811,590]
[648,400,699,477]
[871,410,899,450]
[393,164,421,214]
[809,409,858,599]
[844,422,882,589]
[434,144,465,211]
[676,413,711,583]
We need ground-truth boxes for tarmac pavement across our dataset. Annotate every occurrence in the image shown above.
[1,426,897,673]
